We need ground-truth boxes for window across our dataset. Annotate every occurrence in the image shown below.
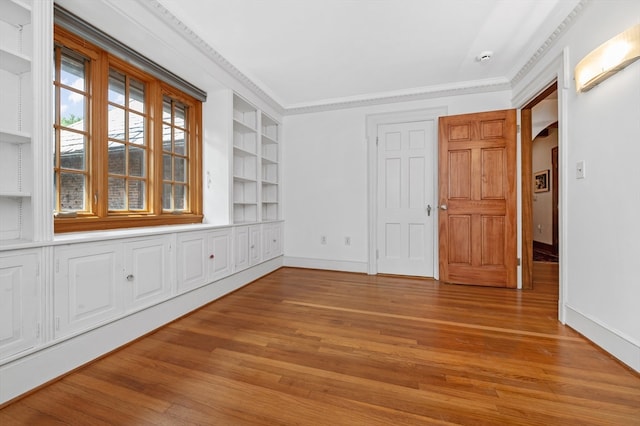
[53,26,203,232]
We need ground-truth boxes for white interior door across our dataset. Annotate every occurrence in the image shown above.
[377,120,435,276]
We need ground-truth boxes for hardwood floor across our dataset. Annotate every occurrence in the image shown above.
[2,266,639,425]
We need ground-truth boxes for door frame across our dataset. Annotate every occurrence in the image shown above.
[366,107,447,277]
[513,48,569,323]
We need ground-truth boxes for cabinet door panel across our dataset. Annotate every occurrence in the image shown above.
[0,253,38,359]
[55,244,122,338]
[210,230,232,281]
[249,225,262,266]
[176,233,208,293]
[124,237,173,310]
[234,226,249,272]
[263,223,283,260]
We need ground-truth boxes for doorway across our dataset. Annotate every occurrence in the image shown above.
[521,83,559,290]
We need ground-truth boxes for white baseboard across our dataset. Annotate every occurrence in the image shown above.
[0,258,282,405]
[565,304,640,372]
[283,256,368,274]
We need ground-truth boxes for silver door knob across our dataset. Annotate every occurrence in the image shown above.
[439,204,448,210]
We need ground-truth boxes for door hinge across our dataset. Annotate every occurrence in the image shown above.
[517,124,521,134]
[517,257,521,266]
[376,136,379,147]
[36,322,41,338]
[376,249,379,260]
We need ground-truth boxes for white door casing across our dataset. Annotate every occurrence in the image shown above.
[376,120,435,277]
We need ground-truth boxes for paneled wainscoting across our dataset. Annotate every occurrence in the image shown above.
[1,266,638,425]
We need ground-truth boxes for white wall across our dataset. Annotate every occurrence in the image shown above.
[283,92,511,272]
[515,0,640,370]
[532,128,557,245]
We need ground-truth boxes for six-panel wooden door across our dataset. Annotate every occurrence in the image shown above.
[438,109,517,287]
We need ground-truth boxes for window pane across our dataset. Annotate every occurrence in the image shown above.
[60,130,85,170]
[163,154,172,180]
[60,88,85,130]
[175,103,185,128]
[174,129,185,155]
[129,112,145,145]
[162,124,172,151]
[163,98,172,123]
[129,145,145,177]
[163,183,172,210]
[108,69,125,105]
[60,53,85,90]
[108,106,125,141]
[108,142,125,175]
[174,157,186,182]
[128,180,145,210]
[60,172,86,211]
[108,177,126,210]
[174,184,186,210]
[129,78,145,112]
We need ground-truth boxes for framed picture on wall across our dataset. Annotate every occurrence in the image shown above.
[534,169,550,193]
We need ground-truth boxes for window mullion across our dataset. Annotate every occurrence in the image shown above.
[92,50,109,217]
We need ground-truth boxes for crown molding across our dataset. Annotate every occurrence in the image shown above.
[141,0,588,117]
[510,0,589,87]
[141,0,285,115]
[284,78,511,115]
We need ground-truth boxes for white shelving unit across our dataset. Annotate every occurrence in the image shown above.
[232,94,259,223]
[231,94,281,224]
[260,113,280,222]
[0,0,34,245]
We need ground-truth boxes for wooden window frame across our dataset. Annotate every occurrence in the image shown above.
[54,25,202,233]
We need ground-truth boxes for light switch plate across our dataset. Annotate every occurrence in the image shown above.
[576,160,585,179]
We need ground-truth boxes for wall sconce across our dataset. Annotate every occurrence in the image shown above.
[575,24,640,92]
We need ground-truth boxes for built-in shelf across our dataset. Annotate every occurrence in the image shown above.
[0,191,31,198]
[233,146,257,157]
[0,129,30,144]
[233,176,257,183]
[0,0,35,246]
[232,94,280,224]
[0,48,31,74]
[233,118,257,134]
[0,0,31,26]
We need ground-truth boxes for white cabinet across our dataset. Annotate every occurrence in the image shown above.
[177,228,232,293]
[123,236,173,311]
[0,250,39,360]
[54,242,122,338]
[235,225,262,272]
[54,236,174,338]
[0,0,33,244]
[263,222,283,261]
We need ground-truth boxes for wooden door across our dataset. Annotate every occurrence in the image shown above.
[438,109,517,287]
[377,121,435,277]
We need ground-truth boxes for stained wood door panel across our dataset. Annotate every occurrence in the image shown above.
[439,109,517,287]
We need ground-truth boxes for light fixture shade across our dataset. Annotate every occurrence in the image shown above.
[575,24,640,92]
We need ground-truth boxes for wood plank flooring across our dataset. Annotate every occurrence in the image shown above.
[2,265,639,425]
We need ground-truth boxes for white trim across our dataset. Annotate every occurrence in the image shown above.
[286,79,508,116]
[283,256,367,274]
[513,49,571,324]
[565,305,640,372]
[0,258,282,404]
[365,108,447,278]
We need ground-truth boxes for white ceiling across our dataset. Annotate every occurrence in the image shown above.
[156,0,581,109]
